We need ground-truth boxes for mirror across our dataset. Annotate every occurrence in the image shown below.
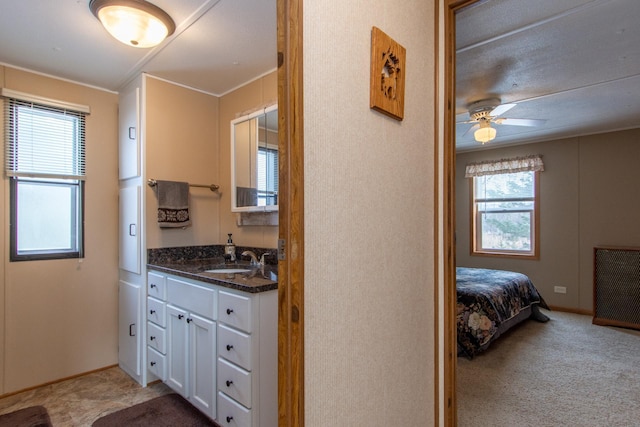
[231,104,278,212]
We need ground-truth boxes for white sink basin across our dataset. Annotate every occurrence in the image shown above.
[205,268,251,274]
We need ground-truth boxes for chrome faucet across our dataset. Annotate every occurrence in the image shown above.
[259,252,271,266]
[241,250,260,266]
[242,251,270,267]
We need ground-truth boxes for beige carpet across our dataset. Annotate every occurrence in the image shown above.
[457,310,640,427]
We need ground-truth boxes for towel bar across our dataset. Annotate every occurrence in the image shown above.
[147,178,219,192]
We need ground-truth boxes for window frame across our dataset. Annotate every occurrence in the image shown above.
[4,94,87,262]
[470,170,540,259]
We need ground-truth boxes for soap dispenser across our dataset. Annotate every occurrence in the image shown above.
[225,233,236,262]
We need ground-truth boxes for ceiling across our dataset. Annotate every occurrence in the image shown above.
[0,0,276,97]
[455,0,640,151]
[0,0,637,150]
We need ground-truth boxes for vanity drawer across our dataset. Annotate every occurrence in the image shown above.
[147,321,166,354]
[147,271,167,300]
[147,297,166,327]
[218,324,252,371]
[217,358,252,409]
[148,347,166,381]
[167,277,215,318]
[219,291,252,333]
[218,392,251,427]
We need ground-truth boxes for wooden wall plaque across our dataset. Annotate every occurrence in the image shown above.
[370,26,406,121]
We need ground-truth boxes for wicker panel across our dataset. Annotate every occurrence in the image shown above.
[593,247,640,330]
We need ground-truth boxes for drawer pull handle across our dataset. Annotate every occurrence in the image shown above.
[150,336,156,341]
[150,361,156,366]
[226,308,234,315]
[150,284,157,288]
[178,314,184,320]
[226,416,234,423]
[187,318,193,323]
[226,345,234,351]
[226,380,233,387]
[150,309,156,315]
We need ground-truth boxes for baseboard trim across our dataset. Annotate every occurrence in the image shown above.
[548,305,593,316]
[0,364,119,399]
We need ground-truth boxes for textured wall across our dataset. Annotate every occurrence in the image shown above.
[303,2,436,425]
[456,129,640,312]
[1,66,119,393]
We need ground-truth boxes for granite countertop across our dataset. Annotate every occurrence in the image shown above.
[147,258,278,294]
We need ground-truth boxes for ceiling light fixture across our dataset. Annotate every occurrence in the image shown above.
[89,0,175,48]
[474,119,497,144]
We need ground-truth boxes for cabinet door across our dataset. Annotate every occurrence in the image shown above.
[189,313,216,420]
[166,304,188,397]
[119,185,140,274]
[118,87,140,179]
[118,280,140,377]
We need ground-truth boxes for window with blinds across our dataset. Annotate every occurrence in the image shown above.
[257,146,278,206]
[3,92,87,261]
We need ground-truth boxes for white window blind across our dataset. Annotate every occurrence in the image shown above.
[258,146,278,205]
[4,94,87,180]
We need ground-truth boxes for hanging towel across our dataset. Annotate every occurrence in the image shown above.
[156,180,191,228]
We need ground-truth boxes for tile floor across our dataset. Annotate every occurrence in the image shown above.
[0,366,172,426]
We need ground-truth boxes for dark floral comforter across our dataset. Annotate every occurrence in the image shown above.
[456,267,548,358]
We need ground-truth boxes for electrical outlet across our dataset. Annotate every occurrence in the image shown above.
[554,286,567,294]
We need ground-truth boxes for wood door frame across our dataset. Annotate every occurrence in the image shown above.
[442,1,496,425]
[277,0,304,426]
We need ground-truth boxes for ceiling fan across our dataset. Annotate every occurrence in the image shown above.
[459,98,546,144]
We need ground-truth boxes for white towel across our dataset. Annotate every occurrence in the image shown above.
[156,180,191,228]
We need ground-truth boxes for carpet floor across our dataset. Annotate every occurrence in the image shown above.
[457,309,640,426]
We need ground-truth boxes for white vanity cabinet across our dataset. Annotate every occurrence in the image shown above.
[146,272,167,381]
[216,289,278,427]
[165,276,217,420]
[147,269,277,426]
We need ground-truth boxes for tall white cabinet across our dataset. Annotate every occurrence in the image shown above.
[118,76,148,385]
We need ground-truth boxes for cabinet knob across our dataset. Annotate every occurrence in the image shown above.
[150,361,156,366]
[150,309,156,315]
[226,416,234,423]
[226,345,234,351]
[187,318,193,323]
[226,308,234,315]
[150,284,156,288]
[178,314,184,320]
[226,380,233,387]
[150,336,156,341]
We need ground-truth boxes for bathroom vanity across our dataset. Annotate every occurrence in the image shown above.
[146,258,277,427]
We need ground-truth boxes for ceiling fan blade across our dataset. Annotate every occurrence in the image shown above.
[490,103,516,117]
[462,123,480,136]
[494,118,546,127]
[456,119,477,124]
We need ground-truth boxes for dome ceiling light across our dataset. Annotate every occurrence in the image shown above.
[89,0,175,48]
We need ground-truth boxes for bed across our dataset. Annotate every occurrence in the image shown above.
[456,267,549,358]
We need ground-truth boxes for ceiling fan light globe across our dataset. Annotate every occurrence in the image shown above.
[474,126,496,144]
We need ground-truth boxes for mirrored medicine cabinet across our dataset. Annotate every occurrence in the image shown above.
[230,104,278,212]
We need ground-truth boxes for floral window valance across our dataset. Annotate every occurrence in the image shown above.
[465,155,544,178]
